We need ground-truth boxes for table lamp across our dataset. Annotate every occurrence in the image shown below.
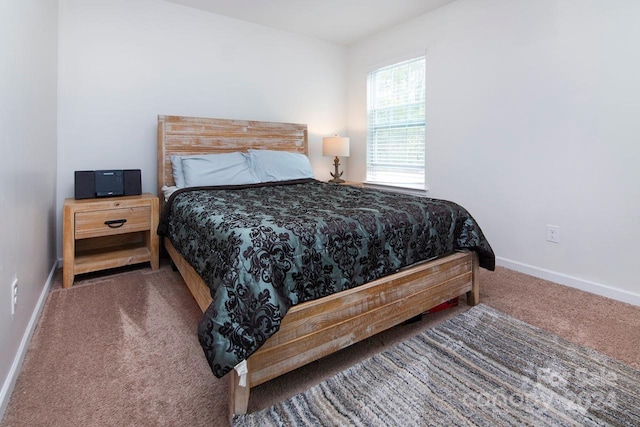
[322,135,350,183]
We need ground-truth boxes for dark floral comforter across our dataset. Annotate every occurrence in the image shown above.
[158,179,495,378]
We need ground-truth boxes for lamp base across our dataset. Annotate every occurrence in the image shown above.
[329,156,344,183]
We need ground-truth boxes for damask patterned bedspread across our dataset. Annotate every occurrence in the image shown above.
[158,179,495,378]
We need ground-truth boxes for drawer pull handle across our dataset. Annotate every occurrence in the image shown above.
[104,219,127,228]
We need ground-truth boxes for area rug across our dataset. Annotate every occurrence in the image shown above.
[233,304,640,426]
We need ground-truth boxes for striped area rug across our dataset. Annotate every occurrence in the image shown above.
[233,304,640,426]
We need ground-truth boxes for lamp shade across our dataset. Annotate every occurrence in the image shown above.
[322,136,350,157]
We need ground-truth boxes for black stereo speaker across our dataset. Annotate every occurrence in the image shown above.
[124,169,142,196]
[74,169,142,199]
[74,171,95,200]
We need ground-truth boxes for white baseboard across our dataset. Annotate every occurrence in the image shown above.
[496,256,640,307]
[0,261,56,421]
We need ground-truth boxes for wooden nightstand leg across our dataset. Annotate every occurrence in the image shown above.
[62,265,74,289]
[62,204,75,288]
[148,197,159,270]
[148,229,159,270]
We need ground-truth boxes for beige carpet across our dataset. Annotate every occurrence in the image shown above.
[1,261,639,426]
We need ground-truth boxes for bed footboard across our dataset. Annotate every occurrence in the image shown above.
[165,239,478,420]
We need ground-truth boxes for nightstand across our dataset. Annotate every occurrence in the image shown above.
[62,193,159,288]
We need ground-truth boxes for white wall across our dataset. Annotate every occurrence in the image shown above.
[0,0,58,417]
[57,0,348,258]
[347,0,640,302]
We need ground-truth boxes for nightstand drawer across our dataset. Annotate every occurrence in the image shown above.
[75,207,151,239]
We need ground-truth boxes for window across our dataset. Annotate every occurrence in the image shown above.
[366,56,426,190]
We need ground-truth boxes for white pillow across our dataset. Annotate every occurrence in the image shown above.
[248,149,314,182]
[181,152,259,187]
[161,185,178,201]
[170,155,186,188]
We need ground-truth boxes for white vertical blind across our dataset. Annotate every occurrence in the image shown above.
[366,56,426,189]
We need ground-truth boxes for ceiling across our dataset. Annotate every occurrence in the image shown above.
[164,0,457,45]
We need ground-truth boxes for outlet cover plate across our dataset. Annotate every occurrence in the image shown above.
[11,275,18,316]
[546,225,560,243]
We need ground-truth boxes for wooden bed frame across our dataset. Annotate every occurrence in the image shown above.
[157,115,480,419]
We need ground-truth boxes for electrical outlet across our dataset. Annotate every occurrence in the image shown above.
[11,276,18,316]
[546,225,560,243]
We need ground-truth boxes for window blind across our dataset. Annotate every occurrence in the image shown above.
[366,56,426,190]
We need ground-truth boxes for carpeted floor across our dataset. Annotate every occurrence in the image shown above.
[1,261,639,426]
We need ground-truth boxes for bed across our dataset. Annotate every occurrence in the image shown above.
[156,115,495,419]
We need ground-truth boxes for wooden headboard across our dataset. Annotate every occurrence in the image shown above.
[157,115,309,199]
